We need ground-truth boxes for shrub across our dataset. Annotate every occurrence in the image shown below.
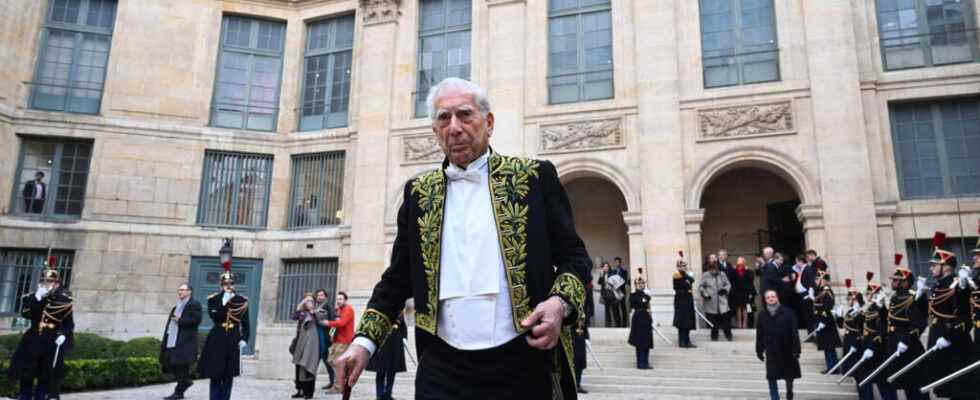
[66,333,124,360]
[0,357,171,397]
[117,337,161,358]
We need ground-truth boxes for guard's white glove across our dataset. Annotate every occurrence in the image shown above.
[34,285,50,301]
[957,267,970,289]
[874,293,885,307]
[55,335,66,346]
[833,306,843,319]
[815,322,826,332]
[850,303,861,316]
[935,337,951,350]
[863,349,874,359]
[915,277,928,299]
[896,341,908,354]
[796,280,807,294]
[238,340,247,349]
[686,271,694,279]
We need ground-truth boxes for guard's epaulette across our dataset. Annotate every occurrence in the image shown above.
[208,292,220,299]
[22,292,32,299]
[673,271,683,279]
[237,294,248,301]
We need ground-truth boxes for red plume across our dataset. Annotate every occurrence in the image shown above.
[932,231,947,248]
[845,279,852,289]
[678,250,684,258]
[222,260,231,272]
[46,256,56,268]
[866,271,874,281]
[894,254,903,266]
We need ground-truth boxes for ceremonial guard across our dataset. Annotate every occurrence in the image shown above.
[7,257,73,400]
[839,280,872,400]
[883,255,930,400]
[197,245,250,400]
[968,234,980,397]
[811,271,841,373]
[858,274,898,400]
[672,252,697,348]
[628,276,653,369]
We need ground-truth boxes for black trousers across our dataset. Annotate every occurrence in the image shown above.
[678,328,691,346]
[634,347,650,368]
[415,333,552,400]
[293,365,315,398]
[18,376,49,400]
[604,300,623,327]
[707,313,732,340]
[618,297,629,327]
[171,365,193,395]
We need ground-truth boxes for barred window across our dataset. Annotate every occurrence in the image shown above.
[0,250,74,318]
[415,0,472,118]
[890,98,980,199]
[275,258,339,322]
[197,150,274,228]
[300,15,355,131]
[31,0,117,114]
[548,0,614,104]
[876,0,978,71]
[211,16,286,131]
[288,152,345,228]
[699,0,779,88]
[11,137,92,218]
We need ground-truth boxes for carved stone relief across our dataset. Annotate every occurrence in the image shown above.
[697,101,794,139]
[402,135,442,164]
[540,118,623,154]
[360,0,401,25]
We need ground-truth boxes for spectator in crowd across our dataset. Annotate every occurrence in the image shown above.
[313,289,336,389]
[699,257,733,341]
[756,289,801,400]
[731,256,757,329]
[598,262,624,327]
[291,295,320,399]
[324,291,354,394]
[21,171,46,213]
[160,283,202,400]
[611,257,630,327]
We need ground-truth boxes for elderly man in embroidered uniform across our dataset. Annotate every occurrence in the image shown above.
[332,77,590,400]
[7,258,74,400]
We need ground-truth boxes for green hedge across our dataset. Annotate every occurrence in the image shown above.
[0,357,171,397]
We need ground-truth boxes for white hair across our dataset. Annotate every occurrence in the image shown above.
[425,77,492,122]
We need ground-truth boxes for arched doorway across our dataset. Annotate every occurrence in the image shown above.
[564,176,629,327]
[699,167,805,264]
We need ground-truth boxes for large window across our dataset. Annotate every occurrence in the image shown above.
[548,0,614,105]
[890,98,980,199]
[300,15,355,131]
[0,250,74,319]
[288,152,345,228]
[31,0,117,114]
[876,0,979,71]
[196,150,274,228]
[905,236,977,280]
[11,138,92,218]
[699,0,779,88]
[415,0,472,118]
[211,16,285,131]
[275,258,338,322]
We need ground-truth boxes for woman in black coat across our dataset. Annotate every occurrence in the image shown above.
[571,325,589,394]
[628,278,653,369]
[672,257,697,348]
[730,257,757,329]
[756,289,801,400]
[366,314,407,400]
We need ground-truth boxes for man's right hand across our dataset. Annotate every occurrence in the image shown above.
[332,343,371,394]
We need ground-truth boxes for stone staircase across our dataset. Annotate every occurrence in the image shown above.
[352,327,862,400]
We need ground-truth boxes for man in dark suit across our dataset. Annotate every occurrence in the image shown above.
[611,257,630,327]
[22,171,46,213]
[759,247,784,301]
[161,283,203,400]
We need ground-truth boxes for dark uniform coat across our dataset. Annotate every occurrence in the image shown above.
[352,152,590,400]
[366,317,407,373]
[839,307,865,377]
[812,285,841,351]
[628,290,653,349]
[672,271,696,330]
[7,287,74,381]
[197,292,250,379]
[159,298,203,372]
[756,305,802,380]
[908,273,974,399]
[967,266,980,396]
[859,301,889,385]
[883,290,928,391]
[730,268,756,309]
[572,325,589,372]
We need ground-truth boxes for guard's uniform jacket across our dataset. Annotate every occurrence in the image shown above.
[839,307,865,376]
[628,290,653,349]
[7,287,74,381]
[857,301,888,384]
[196,292,250,378]
[812,284,841,351]
[882,288,928,391]
[908,273,974,398]
[672,271,696,330]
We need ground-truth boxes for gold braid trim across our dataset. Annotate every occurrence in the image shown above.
[411,170,446,335]
[550,272,585,328]
[929,288,957,320]
[356,308,393,347]
[888,294,913,323]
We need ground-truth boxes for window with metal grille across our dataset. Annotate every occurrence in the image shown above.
[890,98,980,199]
[876,0,979,71]
[548,0,614,104]
[211,16,286,131]
[415,0,472,118]
[300,15,355,131]
[905,236,978,281]
[275,258,339,322]
[30,0,116,114]
[0,249,74,318]
[196,150,274,228]
[699,0,779,88]
[11,137,92,218]
[288,152,345,228]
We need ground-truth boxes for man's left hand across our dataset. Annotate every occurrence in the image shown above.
[521,296,564,350]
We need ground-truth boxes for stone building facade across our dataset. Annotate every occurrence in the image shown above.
[1,0,979,378]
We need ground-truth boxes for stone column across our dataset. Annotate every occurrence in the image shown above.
[684,209,705,278]
[623,211,645,280]
[485,0,526,156]
[800,1,881,282]
[346,0,403,295]
[633,0,687,290]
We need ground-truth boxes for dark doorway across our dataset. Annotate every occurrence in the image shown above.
[767,199,804,260]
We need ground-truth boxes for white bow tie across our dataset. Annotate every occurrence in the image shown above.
[445,167,482,183]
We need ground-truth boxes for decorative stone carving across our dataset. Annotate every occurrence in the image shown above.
[360,0,401,25]
[540,118,623,154]
[402,135,442,164]
[698,101,794,139]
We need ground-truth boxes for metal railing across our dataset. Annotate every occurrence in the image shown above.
[880,28,980,70]
[0,250,74,324]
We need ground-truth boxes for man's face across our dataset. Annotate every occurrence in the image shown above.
[805,254,816,263]
[177,284,191,300]
[316,292,327,304]
[763,248,773,259]
[931,263,942,278]
[335,294,346,308]
[431,87,493,168]
[614,259,622,267]
[637,281,646,290]
[973,253,979,267]
[42,278,58,290]
[718,251,728,261]
[708,254,718,264]
[35,173,44,182]
[222,281,234,292]
[765,291,779,306]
